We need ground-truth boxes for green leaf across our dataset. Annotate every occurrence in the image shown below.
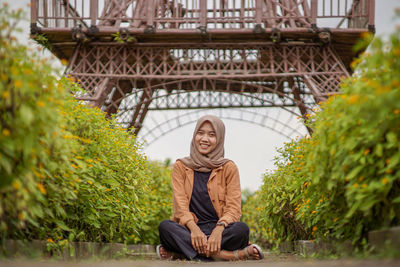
[375,144,383,157]
[56,220,72,231]
[392,196,400,203]
[386,132,397,145]
[346,166,364,180]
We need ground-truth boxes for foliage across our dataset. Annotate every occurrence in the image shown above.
[242,139,312,247]
[0,4,69,235]
[137,160,172,244]
[0,4,172,252]
[241,191,270,248]
[245,25,400,246]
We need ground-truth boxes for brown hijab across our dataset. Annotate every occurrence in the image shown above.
[179,115,231,172]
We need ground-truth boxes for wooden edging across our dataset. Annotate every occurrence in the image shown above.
[279,226,400,256]
[2,240,157,260]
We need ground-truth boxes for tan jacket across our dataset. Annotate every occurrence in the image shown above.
[171,160,242,227]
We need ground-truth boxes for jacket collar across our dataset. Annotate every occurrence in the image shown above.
[184,165,223,185]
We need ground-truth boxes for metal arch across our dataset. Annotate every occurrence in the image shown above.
[115,77,315,115]
[138,108,306,146]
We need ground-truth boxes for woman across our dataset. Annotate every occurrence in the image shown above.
[157,115,263,261]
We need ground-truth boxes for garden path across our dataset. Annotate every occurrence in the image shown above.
[2,259,400,267]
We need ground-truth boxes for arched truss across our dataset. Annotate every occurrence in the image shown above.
[138,108,306,146]
[105,77,317,129]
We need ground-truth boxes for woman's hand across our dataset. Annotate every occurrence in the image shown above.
[187,221,207,254]
[206,225,224,257]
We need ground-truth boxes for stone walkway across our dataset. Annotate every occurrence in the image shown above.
[1,259,400,267]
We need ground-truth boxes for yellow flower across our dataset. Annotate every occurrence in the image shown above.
[353,183,359,188]
[47,238,54,243]
[14,80,22,88]
[312,210,316,214]
[23,69,33,75]
[394,109,400,115]
[376,86,391,94]
[333,218,338,223]
[382,177,389,185]
[312,226,317,231]
[347,95,359,104]
[37,183,47,194]
[2,91,9,99]
[2,129,10,136]
[361,31,371,39]
[362,183,367,188]
[12,180,21,190]
[37,101,45,107]
[18,212,25,220]
[363,149,370,155]
[386,169,393,174]
[88,181,93,185]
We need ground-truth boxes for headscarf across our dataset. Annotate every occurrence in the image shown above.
[179,115,231,172]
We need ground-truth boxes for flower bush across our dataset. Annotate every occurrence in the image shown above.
[242,138,313,246]
[244,21,400,246]
[0,5,172,251]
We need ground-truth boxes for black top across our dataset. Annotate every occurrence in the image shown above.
[189,171,219,225]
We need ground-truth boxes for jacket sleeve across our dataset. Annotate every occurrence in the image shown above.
[218,161,242,224]
[172,161,198,226]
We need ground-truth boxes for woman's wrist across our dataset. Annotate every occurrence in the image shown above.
[186,220,200,232]
[213,225,225,233]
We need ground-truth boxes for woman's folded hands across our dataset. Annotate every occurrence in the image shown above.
[187,221,208,254]
[187,221,224,257]
[206,226,223,257]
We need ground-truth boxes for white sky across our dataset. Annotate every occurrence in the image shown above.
[5,0,400,191]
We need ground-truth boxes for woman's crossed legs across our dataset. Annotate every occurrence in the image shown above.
[158,220,262,261]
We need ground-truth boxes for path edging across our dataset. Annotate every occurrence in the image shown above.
[2,239,157,260]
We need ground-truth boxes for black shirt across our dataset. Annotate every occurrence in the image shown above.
[189,171,219,226]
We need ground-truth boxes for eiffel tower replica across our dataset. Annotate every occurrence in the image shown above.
[31,0,375,139]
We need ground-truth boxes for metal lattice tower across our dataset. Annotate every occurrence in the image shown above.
[31,0,375,142]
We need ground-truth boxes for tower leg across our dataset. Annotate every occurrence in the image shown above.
[89,77,116,108]
[104,80,132,117]
[129,85,154,135]
[289,77,313,135]
[303,73,346,103]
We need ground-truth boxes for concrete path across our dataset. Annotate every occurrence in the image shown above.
[1,259,400,267]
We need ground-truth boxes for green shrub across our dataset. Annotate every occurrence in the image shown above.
[0,5,172,251]
[137,160,172,244]
[0,5,74,236]
[241,191,272,248]
[248,22,400,246]
[242,138,312,246]
[301,28,400,243]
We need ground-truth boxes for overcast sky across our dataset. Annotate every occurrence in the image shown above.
[5,0,400,191]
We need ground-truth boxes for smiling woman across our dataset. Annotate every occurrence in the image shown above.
[156,115,264,262]
[194,122,217,155]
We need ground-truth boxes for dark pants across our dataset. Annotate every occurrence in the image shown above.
[158,220,249,261]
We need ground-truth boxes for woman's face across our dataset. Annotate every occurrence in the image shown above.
[195,121,217,155]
